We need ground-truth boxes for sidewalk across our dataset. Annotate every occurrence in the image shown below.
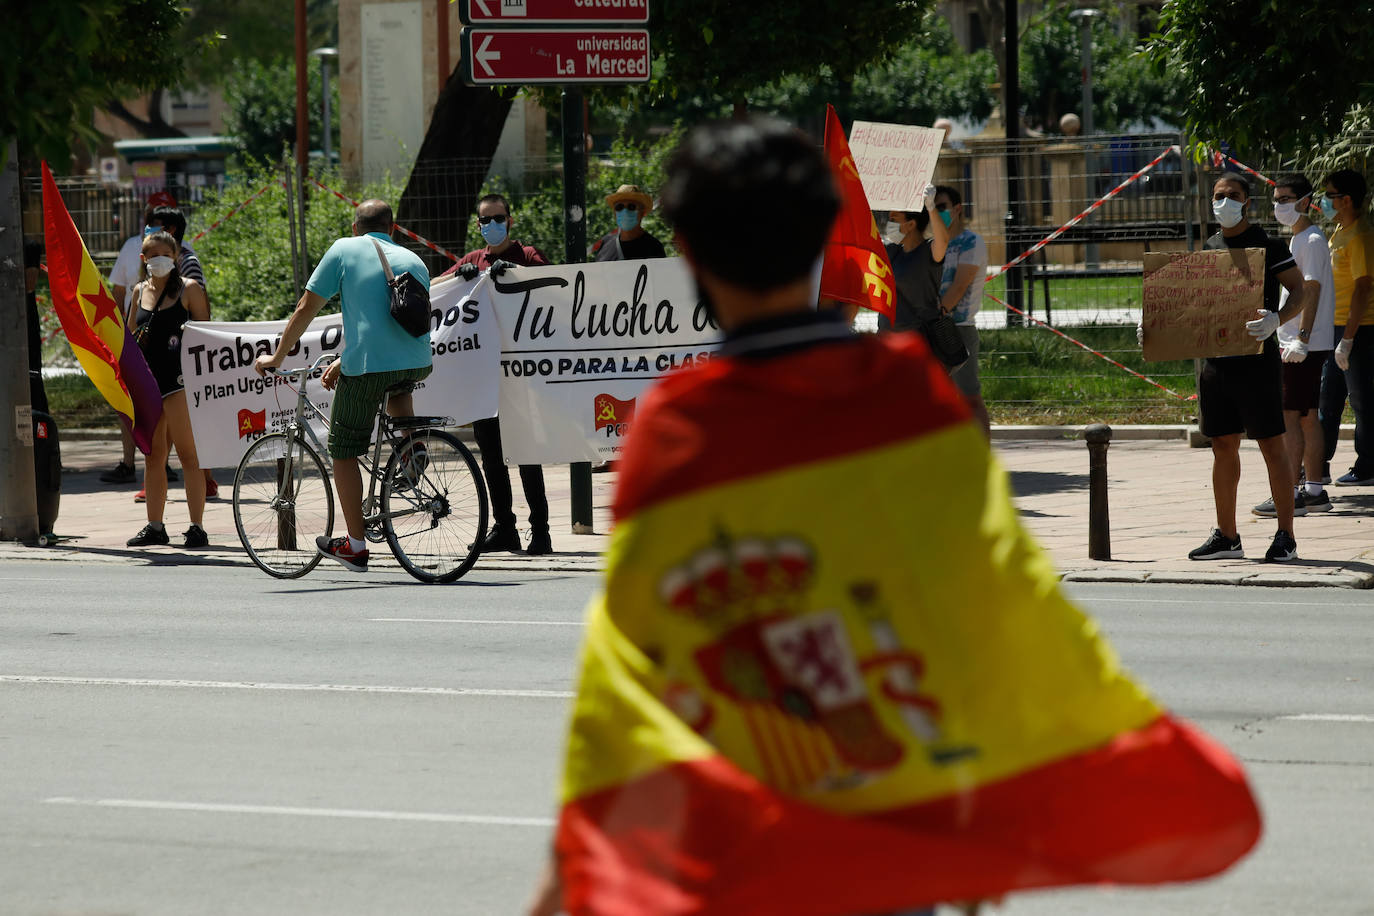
[6,432,1374,588]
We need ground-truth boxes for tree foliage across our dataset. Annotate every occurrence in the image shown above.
[1144,0,1374,157]
[222,57,339,166]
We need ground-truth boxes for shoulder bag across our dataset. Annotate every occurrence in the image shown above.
[371,238,431,337]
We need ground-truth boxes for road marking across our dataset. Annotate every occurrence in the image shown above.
[1278,714,1374,723]
[0,675,572,699]
[44,797,554,827]
[1075,597,1343,609]
[369,617,583,626]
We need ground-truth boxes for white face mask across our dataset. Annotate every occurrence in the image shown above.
[146,255,175,278]
[1213,197,1246,229]
[1273,200,1302,227]
[884,220,904,244]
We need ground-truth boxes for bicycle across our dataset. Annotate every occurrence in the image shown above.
[231,354,488,583]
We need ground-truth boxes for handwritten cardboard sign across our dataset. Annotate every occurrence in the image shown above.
[1141,248,1266,362]
[847,120,944,212]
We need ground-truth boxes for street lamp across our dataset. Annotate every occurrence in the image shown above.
[310,47,339,165]
[1068,7,1102,268]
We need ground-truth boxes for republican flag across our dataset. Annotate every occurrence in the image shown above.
[819,104,896,321]
[41,161,162,453]
[552,332,1260,915]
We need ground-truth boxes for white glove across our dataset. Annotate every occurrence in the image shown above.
[1281,338,1309,363]
[1336,337,1354,370]
[1245,309,1280,341]
[923,183,938,210]
[1136,322,1145,347]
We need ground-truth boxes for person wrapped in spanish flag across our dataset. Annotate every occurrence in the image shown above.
[528,117,1261,916]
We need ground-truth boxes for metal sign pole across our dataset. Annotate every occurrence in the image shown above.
[562,86,594,534]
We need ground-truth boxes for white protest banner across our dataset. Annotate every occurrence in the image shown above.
[492,258,723,465]
[847,120,945,212]
[181,273,499,468]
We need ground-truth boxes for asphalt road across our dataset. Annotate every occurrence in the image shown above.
[1,564,1371,915]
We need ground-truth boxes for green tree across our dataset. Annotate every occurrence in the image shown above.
[222,57,340,165]
[1143,0,1373,157]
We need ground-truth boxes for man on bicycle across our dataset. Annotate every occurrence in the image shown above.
[254,199,431,572]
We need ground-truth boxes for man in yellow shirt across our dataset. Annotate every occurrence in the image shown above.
[1318,170,1374,486]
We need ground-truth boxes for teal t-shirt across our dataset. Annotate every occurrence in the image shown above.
[306,232,432,375]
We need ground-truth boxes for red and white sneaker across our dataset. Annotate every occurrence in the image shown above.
[315,536,369,572]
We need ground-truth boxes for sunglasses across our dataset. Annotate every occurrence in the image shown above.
[477,214,508,225]
[614,202,638,212]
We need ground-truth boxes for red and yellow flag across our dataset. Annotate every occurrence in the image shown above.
[553,333,1260,915]
[41,162,162,453]
[819,104,896,321]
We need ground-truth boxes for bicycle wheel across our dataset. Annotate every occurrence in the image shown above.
[381,430,487,583]
[233,433,334,578]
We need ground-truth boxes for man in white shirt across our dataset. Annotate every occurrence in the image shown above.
[1254,174,1337,518]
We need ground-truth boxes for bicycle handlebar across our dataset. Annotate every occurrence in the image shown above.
[269,352,337,379]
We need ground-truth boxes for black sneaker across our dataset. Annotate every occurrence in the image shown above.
[1265,529,1298,562]
[478,525,522,553]
[525,532,553,556]
[166,464,179,483]
[316,535,369,572]
[183,525,209,549]
[391,441,429,492]
[1304,489,1333,512]
[1252,492,1308,518]
[1188,528,1243,560]
[127,523,170,547]
[99,461,136,484]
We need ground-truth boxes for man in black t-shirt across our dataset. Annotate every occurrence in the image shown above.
[1188,172,1309,562]
[591,185,667,262]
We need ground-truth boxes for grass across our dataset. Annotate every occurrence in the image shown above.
[43,373,123,429]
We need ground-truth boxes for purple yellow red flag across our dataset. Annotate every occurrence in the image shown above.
[819,104,896,321]
[41,161,162,453]
[552,332,1260,915]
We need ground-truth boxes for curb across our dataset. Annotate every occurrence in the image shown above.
[1062,569,1374,589]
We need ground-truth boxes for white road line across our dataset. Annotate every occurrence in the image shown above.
[0,675,572,699]
[369,617,583,626]
[1278,714,1374,723]
[1076,597,1344,608]
[44,797,554,827]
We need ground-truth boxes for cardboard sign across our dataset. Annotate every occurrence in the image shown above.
[847,120,944,212]
[1141,248,1266,362]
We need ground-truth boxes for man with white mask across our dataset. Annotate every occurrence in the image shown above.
[1252,173,1336,519]
[1187,172,1308,562]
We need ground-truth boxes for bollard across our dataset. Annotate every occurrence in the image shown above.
[1084,423,1112,560]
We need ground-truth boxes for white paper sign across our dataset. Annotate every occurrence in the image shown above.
[181,274,499,468]
[491,258,723,465]
[847,120,945,212]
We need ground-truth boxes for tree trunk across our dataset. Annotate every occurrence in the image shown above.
[395,75,518,275]
[104,89,187,139]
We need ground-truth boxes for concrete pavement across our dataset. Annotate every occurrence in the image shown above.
[7,429,1374,588]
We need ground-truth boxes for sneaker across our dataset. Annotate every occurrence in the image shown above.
[478,525,522,553]
[183,525,209,549]
[525,532,553,556]
[1252,492,1308,518]
[1304,488,1333,512]
[99,461,136,484]
[166,464,179,483]
[204,475,219,500]
[1335,470,1374,486]
[1265,529,1298,562]
[391,441,429,492]
[316,535,369,572]
[1188,528,1244,560]
[126,523,169,547]
[134,487,146,503]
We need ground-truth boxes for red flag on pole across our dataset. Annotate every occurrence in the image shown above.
[819,104,896,320]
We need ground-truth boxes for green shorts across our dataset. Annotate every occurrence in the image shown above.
[327,365,432,460]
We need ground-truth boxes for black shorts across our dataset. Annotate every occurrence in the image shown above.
[1281,351,1329,414]
[1199,352,1285,440]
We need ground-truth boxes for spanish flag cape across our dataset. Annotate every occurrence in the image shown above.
[41,161,162,452]
[554,325,1260,915]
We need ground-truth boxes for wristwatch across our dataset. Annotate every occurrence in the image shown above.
[1299,328,1311,342]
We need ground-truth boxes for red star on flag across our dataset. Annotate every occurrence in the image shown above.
[82,283,122,330]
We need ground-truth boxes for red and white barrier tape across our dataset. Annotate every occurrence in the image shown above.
[1214,152,1276,188]
[191,180,284,243]
[308,177,461,263]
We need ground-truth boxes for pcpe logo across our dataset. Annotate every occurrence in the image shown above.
[593,393,636,438]
[237,407,267,442]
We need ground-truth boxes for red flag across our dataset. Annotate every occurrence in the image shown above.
[820,104,896,320]
[593,393,636,432]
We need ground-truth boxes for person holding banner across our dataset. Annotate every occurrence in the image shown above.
[591,184,666,262]
[880,183,949,334]
[444,193,553,556]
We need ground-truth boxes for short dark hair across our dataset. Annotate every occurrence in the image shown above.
[934,185,962,207]
[1276,173,1313,200]
[660,117,837,290]
[901,210,930,231]
[140,230,182,282]
[477,193,511,218]
[23,238,44,270]
[150,205,187,243]
[1325,168,1368,208]
[1215,171,1251,200]
[354,199,394,233]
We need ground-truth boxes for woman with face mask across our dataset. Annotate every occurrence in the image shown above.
[879,183,950,334]
[126,230,213,550]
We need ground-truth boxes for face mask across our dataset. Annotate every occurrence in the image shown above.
[938,209,953,228]
[1319,197,1337,220]
[1273,201,1301,227]
[884,220,904,244]
[479,219,508,246]
[615,209,640,232]
[145,255,175,278]
[1213,197,1245,229]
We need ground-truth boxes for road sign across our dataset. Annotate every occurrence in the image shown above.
[460,28,650,85]
[459,0,649,26]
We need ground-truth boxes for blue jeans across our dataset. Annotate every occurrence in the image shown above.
[1321,325,1374,478]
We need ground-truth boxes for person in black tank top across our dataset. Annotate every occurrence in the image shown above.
[126,231,213,550]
